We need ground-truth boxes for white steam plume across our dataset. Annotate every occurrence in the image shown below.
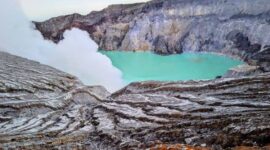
[0,0,124,92]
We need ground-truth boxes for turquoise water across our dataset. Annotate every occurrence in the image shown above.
[101,51,243,84]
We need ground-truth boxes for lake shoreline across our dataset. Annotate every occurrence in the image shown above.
[101,50,244,84]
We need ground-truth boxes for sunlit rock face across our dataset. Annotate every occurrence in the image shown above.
[0,51,270,149]
[35,0,270,71]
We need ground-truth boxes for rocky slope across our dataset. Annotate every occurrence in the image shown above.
[35,0,270,71]
[0,51,269,149]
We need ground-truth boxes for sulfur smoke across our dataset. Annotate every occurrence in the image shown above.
[0,0,124,92]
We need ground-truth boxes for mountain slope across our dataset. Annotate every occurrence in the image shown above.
[0,51,269,149]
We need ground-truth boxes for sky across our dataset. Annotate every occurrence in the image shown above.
[19,0,149,21]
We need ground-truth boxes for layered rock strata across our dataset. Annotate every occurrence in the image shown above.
[3,0,270,149]
[0,51,269,149]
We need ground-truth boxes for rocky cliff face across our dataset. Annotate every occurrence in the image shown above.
[35,0,270,71]
[5,0,270,149]
[0,51,269,149]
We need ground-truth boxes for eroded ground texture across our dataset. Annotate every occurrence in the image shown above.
[0,51,269,149]
[2,1,270,149]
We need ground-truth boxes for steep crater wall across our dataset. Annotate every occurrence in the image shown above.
[35,0,270,71]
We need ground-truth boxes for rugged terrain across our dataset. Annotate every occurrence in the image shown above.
[1,0,269,149]
[35,0,270,71]
[0,51,269,149]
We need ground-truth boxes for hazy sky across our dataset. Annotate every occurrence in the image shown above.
[19,0,149,21]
